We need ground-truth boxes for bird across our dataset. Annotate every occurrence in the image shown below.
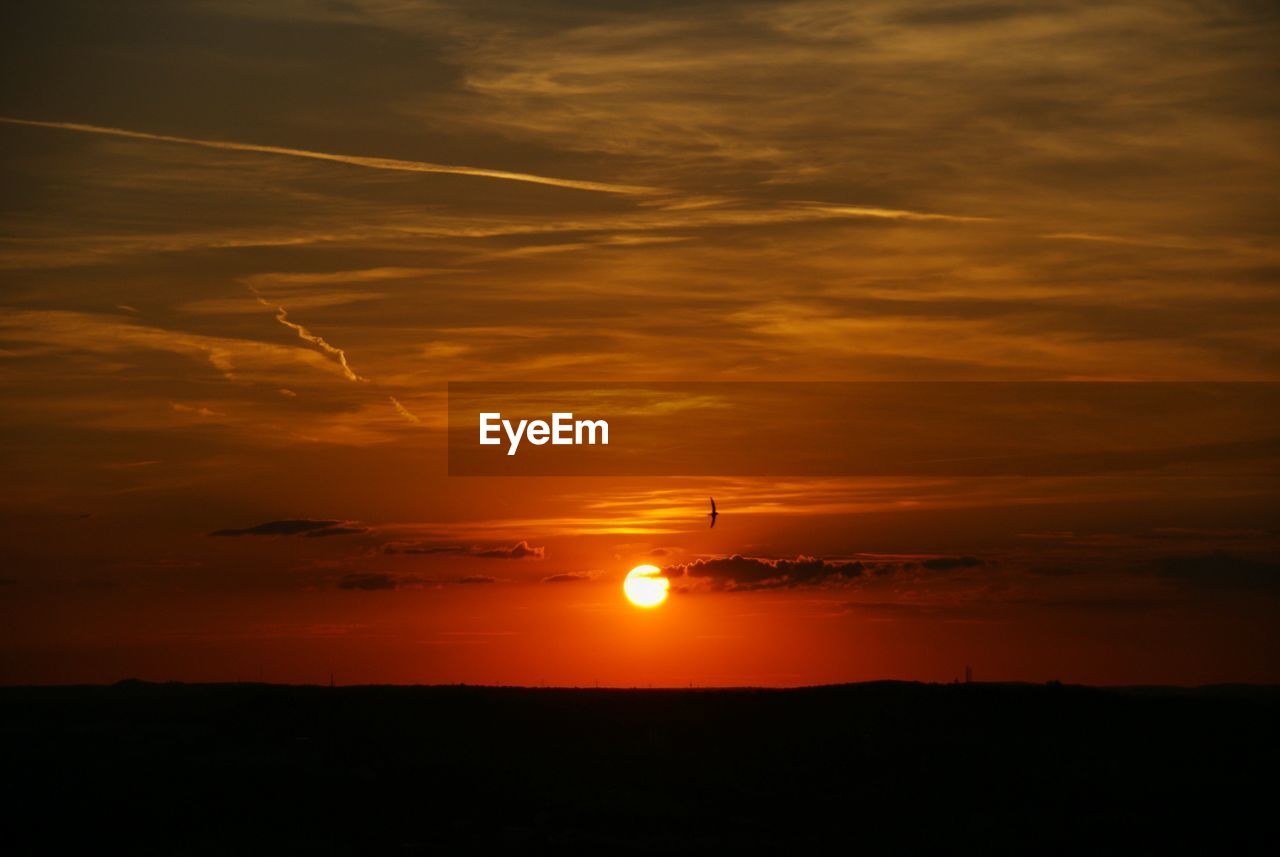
[708,496,719,529]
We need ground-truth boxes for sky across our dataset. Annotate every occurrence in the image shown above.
[1,0,1278,686]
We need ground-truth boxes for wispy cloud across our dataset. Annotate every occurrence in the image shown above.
[791,202,994,223]
[243,268,447,288]
[0,308,343,383]
[0,116,660,196]
[249,288,366,383]
[389,396,422,424]
[1040,232,1209,250]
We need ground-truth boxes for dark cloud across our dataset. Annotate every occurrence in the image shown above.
[382,543,467,555]
[337,573,399,591]
[336,572,496,591]
[662,555,866,591]
[382,541,545,559]
[1148,528,1268,542]
[1154,552,1280,593]
[472,541,545,560]
[921,556,984,571]
[305,525,370,538]
[451,575,498,585]
[1026,565,1079,577]
[663,553,989,591]
[541,571,593,584]
[210,519,363,537]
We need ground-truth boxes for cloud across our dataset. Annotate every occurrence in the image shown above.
[0,116,659,196]
[1148,528,1267,542]
[305,526,370,538]
[243,268,446,289]
[662,555,866,591]
[336,572,494,590]
[790,202,992,223]
[471,541,545,560]
[170,402,222,418]
[662,553,989,590]
[1154,552,1280,593]
[250,288,366,383]
[382,543,467,555]
[381,541,544,559]
[1040,232,1208,250]
[541,571,595,584]
[920,556,984,571]
[0,309,342,383]
[337,573,399,591]
[210,519,366,537]
[389,396,422,424]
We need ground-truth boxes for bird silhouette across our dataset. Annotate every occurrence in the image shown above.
[708,496,719,529]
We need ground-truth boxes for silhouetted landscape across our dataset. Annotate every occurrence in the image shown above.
[4,681,1276,854]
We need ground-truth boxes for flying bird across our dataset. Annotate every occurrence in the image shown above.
[708,497,719,529]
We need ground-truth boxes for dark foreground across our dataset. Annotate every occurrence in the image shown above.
[3,681,1277,854]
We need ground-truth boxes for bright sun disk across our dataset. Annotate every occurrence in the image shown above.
[624,564,669,608]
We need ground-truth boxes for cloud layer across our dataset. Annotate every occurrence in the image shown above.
[210,519,367,537]
[662,554,985,591]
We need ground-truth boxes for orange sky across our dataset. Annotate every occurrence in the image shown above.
[1,0,1278,685]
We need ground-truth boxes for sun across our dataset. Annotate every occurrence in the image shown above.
[623,564,669,608]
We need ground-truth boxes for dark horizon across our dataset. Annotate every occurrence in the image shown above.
[7,678,1277,852]
[3,0,1280,689]
[9,676,1280,691]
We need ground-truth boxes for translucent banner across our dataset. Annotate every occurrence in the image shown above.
[447,382,1280,477]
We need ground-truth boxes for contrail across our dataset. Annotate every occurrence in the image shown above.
[250,288,366,383]
[1041,232,1203,250]
[389,396,422,424]
[248,288,426,429]
[795,202,994,223]
[0,116,659,196]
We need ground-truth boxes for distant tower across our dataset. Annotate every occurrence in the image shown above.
[328,671,335,688]
[964,666,972,684]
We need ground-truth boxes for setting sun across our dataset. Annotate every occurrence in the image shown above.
[623,565,669,608]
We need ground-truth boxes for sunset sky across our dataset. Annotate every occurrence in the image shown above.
[2,0,1277,686]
